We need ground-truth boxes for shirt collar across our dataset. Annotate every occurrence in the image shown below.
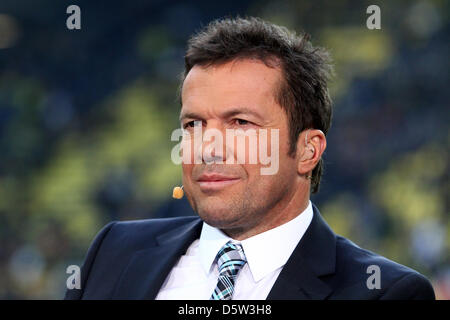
[198,201,314,282]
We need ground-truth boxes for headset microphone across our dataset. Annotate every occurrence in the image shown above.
[172,185,184,199]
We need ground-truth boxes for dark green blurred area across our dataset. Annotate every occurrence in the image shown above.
[0,0,448,299]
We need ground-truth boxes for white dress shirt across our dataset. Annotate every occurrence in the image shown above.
[156,201,313,300]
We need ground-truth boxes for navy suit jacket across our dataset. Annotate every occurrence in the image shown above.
[64,204,435,300]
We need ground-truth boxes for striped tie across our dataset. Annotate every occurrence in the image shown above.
[210,241,247,300]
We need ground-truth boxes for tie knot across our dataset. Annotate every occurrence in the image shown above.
[216,241,247,276]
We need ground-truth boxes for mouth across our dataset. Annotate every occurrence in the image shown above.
[196,174,241,192]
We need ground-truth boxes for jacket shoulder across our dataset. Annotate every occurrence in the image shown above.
[111,215,201,234]
[331,235,435,299]
[106,216,201,248]
[64,215,201,299]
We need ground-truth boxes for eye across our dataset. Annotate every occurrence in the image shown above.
[183,120,201,129]
[236,119,250,126]
[183,121,194,128]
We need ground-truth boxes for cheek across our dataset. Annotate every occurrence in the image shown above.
[180,136,196,164]
[182,164,194,183]
[245,134,296,186]
[276,127,291,155]
[249,161,296,203]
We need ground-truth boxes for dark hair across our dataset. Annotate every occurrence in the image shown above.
[181,16,333,193]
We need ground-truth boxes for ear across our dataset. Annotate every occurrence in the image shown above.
[296,129,327,178]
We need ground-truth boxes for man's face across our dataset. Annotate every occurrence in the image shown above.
[180,59,299,235]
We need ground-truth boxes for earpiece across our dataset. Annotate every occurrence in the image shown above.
[172,185,184,199]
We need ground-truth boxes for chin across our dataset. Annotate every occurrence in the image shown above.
[195,198,242,228]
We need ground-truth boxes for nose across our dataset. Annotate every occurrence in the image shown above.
[196,121,227,164]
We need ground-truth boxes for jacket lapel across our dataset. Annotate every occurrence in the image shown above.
[267,204,336,300]
[111,217,203,300]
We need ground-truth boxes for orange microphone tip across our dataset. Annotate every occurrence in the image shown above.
[172,186,184,199]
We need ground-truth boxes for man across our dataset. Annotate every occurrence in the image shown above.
[65,17,435,300]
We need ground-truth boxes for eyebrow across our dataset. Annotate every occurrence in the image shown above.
[179,107,264,123]
[179,111,203,122]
